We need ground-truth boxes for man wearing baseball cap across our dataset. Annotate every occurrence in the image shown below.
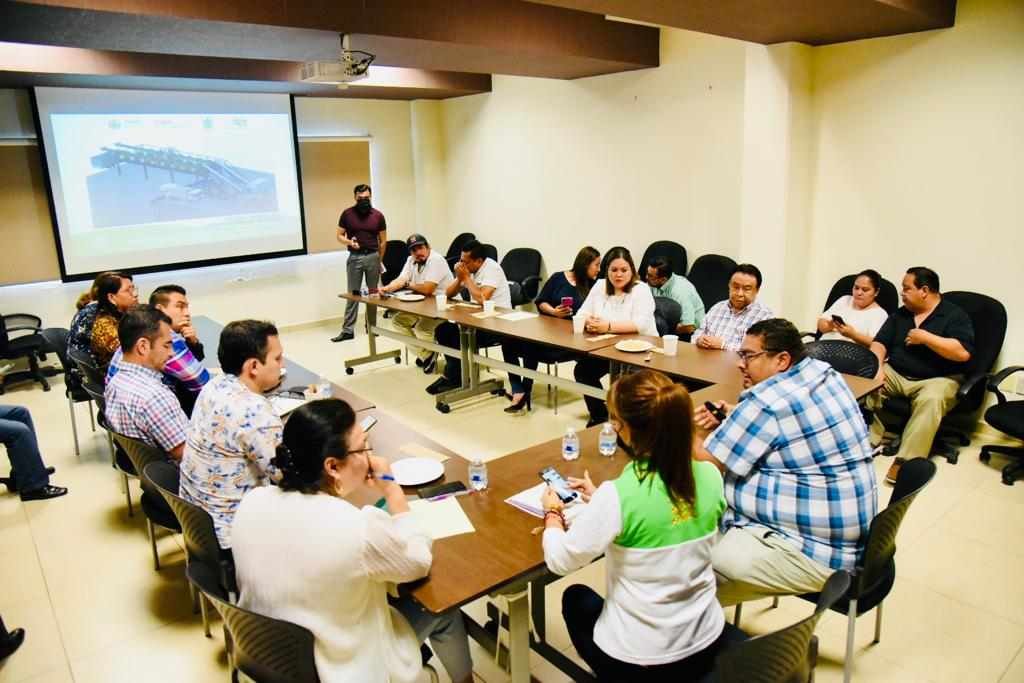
[380,234,454,373]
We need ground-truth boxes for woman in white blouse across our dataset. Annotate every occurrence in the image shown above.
[574,246,657,427]
[231,399,473,683]
[817,269,890,347]
[541,370,728,680]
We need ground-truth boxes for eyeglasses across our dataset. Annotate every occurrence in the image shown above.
[349,442,374,456]
[736,349,777,363]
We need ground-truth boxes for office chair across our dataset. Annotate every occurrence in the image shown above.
[501,248,543,307]
[688,254,737,311]
[639,240,688,282]
[979,366,1024,485]
[0,314,51,393]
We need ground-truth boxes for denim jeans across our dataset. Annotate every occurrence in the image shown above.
[0,405,50,493]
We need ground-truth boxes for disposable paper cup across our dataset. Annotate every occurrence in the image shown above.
[572,316,586,334]
[483,300,496,313]
[435,294,448,311]
[663,334,679,356]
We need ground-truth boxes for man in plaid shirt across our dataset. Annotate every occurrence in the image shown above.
[107,284,209,416]
[105,307,188,460]
[695,318,877,605]
[691,263,773,351]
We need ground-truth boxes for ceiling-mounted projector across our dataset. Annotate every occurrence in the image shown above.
[300,34,375,88]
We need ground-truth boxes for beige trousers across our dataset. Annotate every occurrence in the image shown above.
[867,364,960,460]
[713,525,833,606]
[391,312,443,361]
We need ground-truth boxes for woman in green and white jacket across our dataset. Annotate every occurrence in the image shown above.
[541,369,728,681]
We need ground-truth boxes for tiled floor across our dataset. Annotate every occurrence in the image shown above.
[1,320,1023,682]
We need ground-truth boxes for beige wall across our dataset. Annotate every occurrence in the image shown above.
[806,0,1024,365]
[439,28,748,279]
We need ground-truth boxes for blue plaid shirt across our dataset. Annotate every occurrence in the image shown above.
[704,357,877,570]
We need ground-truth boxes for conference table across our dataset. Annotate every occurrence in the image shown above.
[193,315,374,412]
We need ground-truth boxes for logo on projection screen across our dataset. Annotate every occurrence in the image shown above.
[85,142,279,228]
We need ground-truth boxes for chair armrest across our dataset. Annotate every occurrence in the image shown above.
[800,330,820,341]
[521,275,542,300]
[985,365,1024,404]
[957,370,988,401]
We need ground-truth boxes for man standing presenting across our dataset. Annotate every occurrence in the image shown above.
[694,318,877,605]
[868,267,973,484]
[380,233,453,373]
[333,184,387,342]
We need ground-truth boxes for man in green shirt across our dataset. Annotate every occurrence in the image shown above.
[646,259,706,336]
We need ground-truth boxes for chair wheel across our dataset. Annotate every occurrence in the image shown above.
[345,367,355,375]
[947,452,959,465]
[1002,475,1015,486]
[394,356,401,364]
[980,451,991,463]
[436,403,451,414]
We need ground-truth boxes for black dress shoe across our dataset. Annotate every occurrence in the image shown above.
[1,467,56,492]
[426,378,456,395]
[20,485,68,502]
[504,394,532,414]
[0,627,25,660]
[330,332,355,343]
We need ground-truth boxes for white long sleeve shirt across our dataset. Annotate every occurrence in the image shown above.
[232,487,432,683]
[577,280,658,337]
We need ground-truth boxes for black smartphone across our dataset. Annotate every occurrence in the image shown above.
[704,400,728,422]
[831,314,846,326]
[418,480,468,499]
[539,466,579,504]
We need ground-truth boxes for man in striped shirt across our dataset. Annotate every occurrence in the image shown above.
[694,318,877,605]
[107,284,209,416]
[691,263,773,352]
[105,307,188,460]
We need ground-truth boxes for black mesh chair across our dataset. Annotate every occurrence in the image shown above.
[0,313,51,393]
[688,254,737,311]
[653,296,682,337]
[880,291,1007,464]
[79,380,136,516]
[444,232,476,270]
[187,563,321,683]
[979,366,1024,485]
[705,570,851,683]
[501,248,543,307]
[804,341,879,379]
[379,239,408,287]
[481,243,499,262]
[793,458,937,683]
[68,347,108,387]
[41,327,95,457]
[639,240,688,282]
[146,460,239,637]
[115,435,180,570]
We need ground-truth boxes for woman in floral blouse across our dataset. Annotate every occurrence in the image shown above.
[89,272,138,366]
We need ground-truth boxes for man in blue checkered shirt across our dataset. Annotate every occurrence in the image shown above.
[694,318,877,606]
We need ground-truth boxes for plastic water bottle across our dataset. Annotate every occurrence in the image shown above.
[469,458,488,491]
[598,422,617,457]
[360,284,369,297]
[562,427,580,461]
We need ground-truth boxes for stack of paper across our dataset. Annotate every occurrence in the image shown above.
[269,395,307,417]
[497,311,539,322]
[407,497,475,539]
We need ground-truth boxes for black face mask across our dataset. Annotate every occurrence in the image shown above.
[616,435,636,457]
[355,198,372,213]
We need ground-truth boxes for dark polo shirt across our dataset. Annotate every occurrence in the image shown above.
[338,206,387,253]
[874,299,974,379]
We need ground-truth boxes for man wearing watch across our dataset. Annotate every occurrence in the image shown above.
[333,184,388,342]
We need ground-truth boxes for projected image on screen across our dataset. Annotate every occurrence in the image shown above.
[86,142,279,228]
[35,88,307,279]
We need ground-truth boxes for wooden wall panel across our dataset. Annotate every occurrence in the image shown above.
[298,139,372,255]
[0,144,60,285]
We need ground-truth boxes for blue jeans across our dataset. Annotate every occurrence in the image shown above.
[0,405,50,493]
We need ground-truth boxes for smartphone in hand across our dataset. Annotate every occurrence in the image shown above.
[539,466,579,504]
[831,314,846,326]
[704,401,728,422]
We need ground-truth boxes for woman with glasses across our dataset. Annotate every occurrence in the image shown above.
[541,370,728,681]
[231,399,474,683]
[88,271,138,365]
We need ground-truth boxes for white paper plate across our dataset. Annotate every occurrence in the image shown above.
[391,457,445,486]
[395,293,426,302]
[615,339,653,353]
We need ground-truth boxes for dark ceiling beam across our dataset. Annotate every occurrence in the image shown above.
[523,0,957,46]
[0,42,491,100]
[4,1,659,79]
